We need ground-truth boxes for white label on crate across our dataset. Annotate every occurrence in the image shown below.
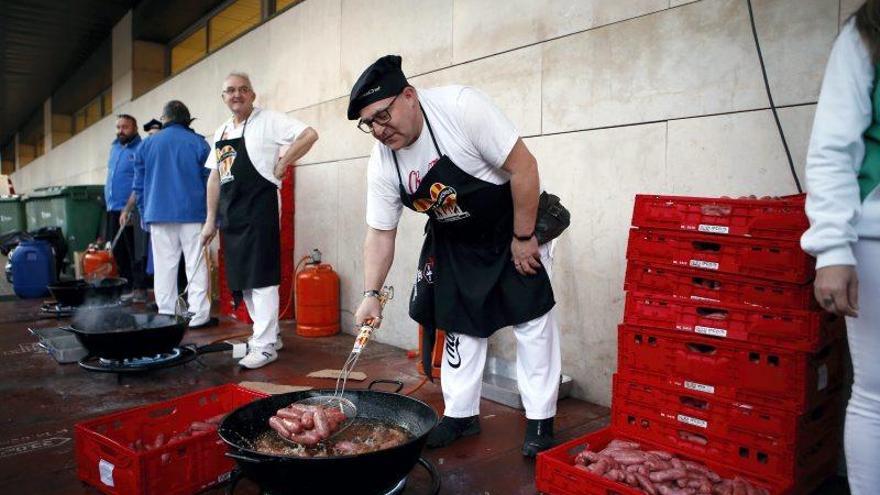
[684,381,715,394]
[817,364,829,391]
[677,414,708,429]
[689,259,719,270]
[695,326,727,338]
[40,212,51,219]
[99,459,115,487]
[698,224,730,234]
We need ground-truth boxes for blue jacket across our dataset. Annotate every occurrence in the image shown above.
[105,135,143,211]
[133,123,211,224]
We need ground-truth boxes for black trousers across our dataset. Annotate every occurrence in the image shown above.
[105,210,148,290]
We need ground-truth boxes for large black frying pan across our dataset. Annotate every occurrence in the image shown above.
[47,277,128,307]
[219,381,440,495]
[62,309,189,360]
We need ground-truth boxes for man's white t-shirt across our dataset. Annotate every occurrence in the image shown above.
[204,107,308,187]
[366,85,519,230]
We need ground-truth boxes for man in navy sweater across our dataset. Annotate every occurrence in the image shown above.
[133,101,216,328]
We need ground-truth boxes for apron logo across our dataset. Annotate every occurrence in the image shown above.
[445,333,461,369]
[217,145,237,184]
[412,182,471,223]
[416,257,435,285]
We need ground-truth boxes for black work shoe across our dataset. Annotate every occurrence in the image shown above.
[426,415,481,448]
[522,417,555,458]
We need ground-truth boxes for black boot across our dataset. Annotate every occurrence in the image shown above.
[426,415,481,448]
[522,417,554,457]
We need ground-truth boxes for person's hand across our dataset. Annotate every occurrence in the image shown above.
[511,236,542,275]
[814,265,859,317]
[200,223,217,247]
[119,209,131,227]
[354,295,383,329]
[273,160,289,180]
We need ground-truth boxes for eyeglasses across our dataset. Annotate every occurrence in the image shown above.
[223,86,252,96]
[357,93,401,133]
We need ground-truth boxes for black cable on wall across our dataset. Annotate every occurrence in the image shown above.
[746,0,804,194]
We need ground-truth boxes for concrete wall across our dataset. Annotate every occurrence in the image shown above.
[11,0,845,406]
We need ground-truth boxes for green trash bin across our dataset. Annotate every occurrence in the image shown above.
[0,195,26,235]
[23,185,106,267]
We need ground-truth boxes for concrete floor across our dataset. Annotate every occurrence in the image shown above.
[0,297,851,494]
[0,298,612,495]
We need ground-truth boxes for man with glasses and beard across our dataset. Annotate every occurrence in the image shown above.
[349,55,562,457]
[201,72,319,369]
[104,114,148,302]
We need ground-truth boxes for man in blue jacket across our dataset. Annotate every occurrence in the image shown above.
[104,114,147,301]
[133,101,216,328]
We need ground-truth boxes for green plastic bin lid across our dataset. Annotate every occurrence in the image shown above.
[24,185,104,199]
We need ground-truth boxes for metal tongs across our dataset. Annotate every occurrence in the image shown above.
[174,246,207,319]
[287,286,394,436]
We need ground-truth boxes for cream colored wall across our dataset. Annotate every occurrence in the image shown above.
[11,0,844,406]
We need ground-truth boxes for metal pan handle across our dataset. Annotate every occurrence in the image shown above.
[368,379,405,393]
[225,451,268,464]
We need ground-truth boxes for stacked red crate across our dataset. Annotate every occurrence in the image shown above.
[536,194,843,495]
[618,194,844,493]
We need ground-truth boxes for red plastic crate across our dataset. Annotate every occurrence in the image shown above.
[535,426,790,495]
[613,374,841,450]
[631,194,808,241]
[626,229,815,284]
[75,384,267,495]
[613,373,842,449]
[623,292,839,353]
[623,261,816,310]
[612,403,840,487]
[617,325,844,413]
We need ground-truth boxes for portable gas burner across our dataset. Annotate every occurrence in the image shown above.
[224,457,440,495]
[78,343,231,374]
[40,299,127,318]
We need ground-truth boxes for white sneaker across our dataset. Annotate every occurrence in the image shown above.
[248,337,283,351]
[238,347,278,369]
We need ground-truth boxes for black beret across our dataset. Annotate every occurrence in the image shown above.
[347,55,409,120]
[143,118,162,131]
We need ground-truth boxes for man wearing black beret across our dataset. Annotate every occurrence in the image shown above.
[350,55,562,457]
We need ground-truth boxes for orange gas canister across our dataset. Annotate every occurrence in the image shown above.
[81,243,118,281]
[295,250,340,337]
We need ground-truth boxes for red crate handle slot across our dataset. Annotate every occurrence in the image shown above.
[679,395,709,410]
[691,241,721,252]
[685,342,717,355]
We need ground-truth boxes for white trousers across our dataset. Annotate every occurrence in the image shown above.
[441,243,562,420]
[150,223,210,326]
[845,239,880,495]
[243,285,280,349]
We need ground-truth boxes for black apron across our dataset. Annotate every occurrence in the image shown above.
[215,117,281,293]
[394,106,555,376]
